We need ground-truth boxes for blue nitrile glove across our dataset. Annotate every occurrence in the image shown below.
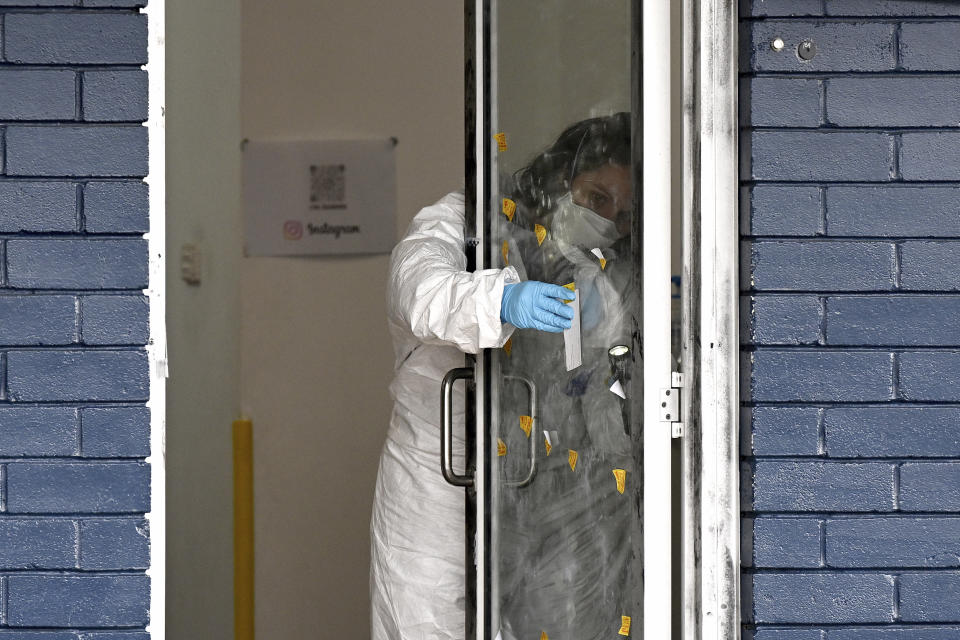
[500,281,575,332]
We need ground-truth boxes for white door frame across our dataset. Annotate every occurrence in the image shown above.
[681,0,741,639]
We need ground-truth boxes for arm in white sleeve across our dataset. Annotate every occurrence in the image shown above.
[388,192,520,354]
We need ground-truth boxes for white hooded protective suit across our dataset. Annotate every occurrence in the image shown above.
[371,191,519,640]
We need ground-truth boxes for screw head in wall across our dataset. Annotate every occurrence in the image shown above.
[770,37,785,52]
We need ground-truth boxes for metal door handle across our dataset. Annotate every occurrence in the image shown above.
[504,374,538,488]
[440,367,475,487]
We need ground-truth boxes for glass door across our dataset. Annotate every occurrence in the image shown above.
[464,1,676,638]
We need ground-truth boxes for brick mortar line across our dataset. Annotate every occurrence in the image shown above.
[743,568,960,574]
[746,456,960,462]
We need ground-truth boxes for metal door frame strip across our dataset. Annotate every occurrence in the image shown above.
[682,0,741,639]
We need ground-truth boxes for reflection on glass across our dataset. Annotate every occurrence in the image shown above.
[489,2,637,638]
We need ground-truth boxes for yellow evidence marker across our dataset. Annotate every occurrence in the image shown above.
[543,431,553,456]
[541,633,548,640]
[619,615,632,636]
[534,224,547,246]
[519,415,533,438]
[502,240,509,265]
[613,469,627,494]
[497,438,507,457]
[502,198,516,222]
[568,449,579,471]
[503,338,512,357]
[494,132,508,151]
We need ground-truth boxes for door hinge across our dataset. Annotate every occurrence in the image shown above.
[660,372,684,438]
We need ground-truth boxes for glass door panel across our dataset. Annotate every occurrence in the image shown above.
[484,3,640,639]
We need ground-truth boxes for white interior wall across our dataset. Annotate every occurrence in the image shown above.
[240,2,465,638]
[165,1,242,638]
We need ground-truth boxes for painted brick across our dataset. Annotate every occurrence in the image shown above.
[83,70,148,122]
[0,182,76,233]
[752,631,822,640]
[82,0,147,5]
[743,186,822,237]
[828,517,960,568]
[743,77,821,128]
[748,295,821,345]
[81,635,151,640]
[749,407,820,456]
[901,242,960,292]
[899,573,960,622]
[900,463,960,512]
[5,462,150,513]
[747,22,896,73]
[830,629,960,639]
[6,239,148,289]
[749,242,895,292]
[6,350,148,402]
[752,573,895,623]
[743,0,821,16]
[81,295,149,345]
[0,69,74,120]
[0,407,78,456]
[6,575,149,627]
[753,517,821,567]
[825,407,960,458]
[80,518,149,570]
[81,407,150,457]
[0,633,79,640]
[827,296,960,346]
[900,351,960,402]
[5,126,148,177]
[827,186,960,238]
[0,519,76,569]
[827,78,960,128]
[0,1,79,5]
[0,295,76,346]
[746,132,894,182]
[902,133,960,182]
[3,13,147,64]
[826,0,960,15]
[901,23,960,72]
[752,461,895,512]
[749,351,894,402]
[83,181,149,233]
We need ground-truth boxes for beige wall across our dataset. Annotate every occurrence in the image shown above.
[165,0,242,638]
[240,1,464,638]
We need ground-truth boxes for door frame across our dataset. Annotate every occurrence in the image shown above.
[681,0,741,639]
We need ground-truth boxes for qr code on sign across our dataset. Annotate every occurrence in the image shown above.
[310,164,346,210]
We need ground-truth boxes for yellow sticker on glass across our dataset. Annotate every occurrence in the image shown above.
[544,433,553,456]
[568,449,578,471]
[519,415,533,438]
[494,132,508,151]
[501,240,509,265]
[613,469,627,494]
[541,633,548,640]
[502,198,516,222]
[503,338,512,357]
[534,224,547,246]
[497,438,507,457]
[600,258,608,270]
[619,615,632,636]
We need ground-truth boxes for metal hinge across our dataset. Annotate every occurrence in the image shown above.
[660,372,684,438]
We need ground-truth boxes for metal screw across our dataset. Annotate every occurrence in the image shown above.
[798,39,817,61]
[770,37,785,52]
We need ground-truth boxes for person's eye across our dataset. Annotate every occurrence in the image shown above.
[589,192,609,211]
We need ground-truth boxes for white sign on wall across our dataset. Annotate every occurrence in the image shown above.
[242,138,397,256]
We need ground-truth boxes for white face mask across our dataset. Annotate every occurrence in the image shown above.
[551,192,621,250]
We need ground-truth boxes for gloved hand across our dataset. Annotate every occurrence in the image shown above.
[500,281,575,332]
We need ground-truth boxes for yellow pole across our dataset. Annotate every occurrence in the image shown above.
[233,419,254,640]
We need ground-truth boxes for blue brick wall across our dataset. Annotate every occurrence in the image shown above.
[742,2,960,637]
[0,0,151,635]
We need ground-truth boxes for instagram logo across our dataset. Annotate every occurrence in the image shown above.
[283,220,303,240]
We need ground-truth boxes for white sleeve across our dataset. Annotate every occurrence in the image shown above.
[388,192,520,354]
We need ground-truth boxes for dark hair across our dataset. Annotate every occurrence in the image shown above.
[510,112,631,218]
